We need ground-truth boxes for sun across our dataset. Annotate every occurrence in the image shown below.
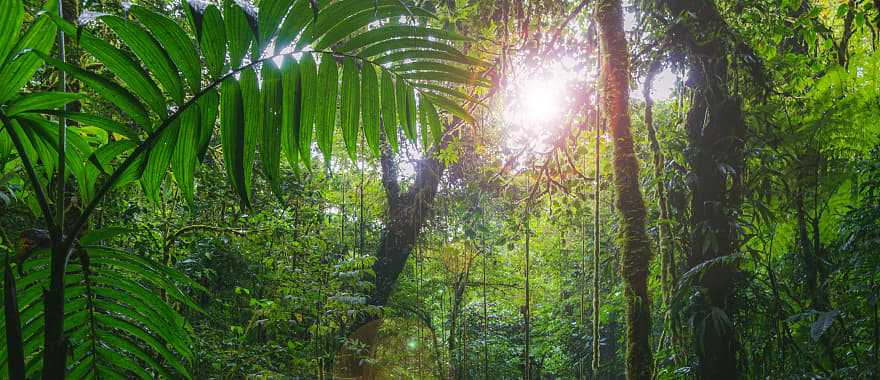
[502,58,578,148]
[519,77,565,125]
[504,73,569,127]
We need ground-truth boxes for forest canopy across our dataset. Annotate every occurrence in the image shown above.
[0,0,879,379]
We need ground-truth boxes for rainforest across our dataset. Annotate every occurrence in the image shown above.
[0,0,879,379]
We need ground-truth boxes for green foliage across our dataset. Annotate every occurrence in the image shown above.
[0,0,484,378]
[36,0,482,207]
[0,244,201,379]
[2,0,880,379]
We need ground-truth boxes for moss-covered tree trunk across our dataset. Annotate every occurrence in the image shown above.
[596,1,654,378]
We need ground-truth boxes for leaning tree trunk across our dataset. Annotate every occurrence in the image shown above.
[371,145,445,308]
[596,1,654,378]
[661,0,747,377]
[339,132,447,377]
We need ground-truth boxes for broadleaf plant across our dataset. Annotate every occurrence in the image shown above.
[0,0,484,378]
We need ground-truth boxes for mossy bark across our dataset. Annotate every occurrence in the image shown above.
[660,0,746,377]
[596,1,654,378]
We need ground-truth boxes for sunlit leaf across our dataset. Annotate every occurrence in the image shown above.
[340,57,360,160]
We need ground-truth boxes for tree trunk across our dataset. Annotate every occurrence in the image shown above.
[370,145,445,308]
[596,1,654,378]
[644,60,674,312]
[448,269,470,379]
[339,132,448,377]
[662,1,747,377]
[43,2,81,377]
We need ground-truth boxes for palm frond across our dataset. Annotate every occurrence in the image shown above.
[0,244,201,379]
[38,0,485,206]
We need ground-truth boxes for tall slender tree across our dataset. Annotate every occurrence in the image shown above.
[595,0,654,378]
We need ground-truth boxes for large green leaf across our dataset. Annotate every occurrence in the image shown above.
[315,54,338,162]
[257,0,294,48]
[141,120,180,202]
[0,13,56,103]
[396,79,416,142]
[392,61,481,85]
[298,53,317,167]
[219,77,248,204]
[275,0,311,53]
[90,141,137,175]
[16,115,95,199]
[418,93,430,150]
[0,0,24,68]
[5,92,83,116]
[359,38,465,59]
[199,5,228,79]
[374,49,489,67]
[423,92,474,124]
[101,15,185,105]
[40,54,152,128]
[380,70,398,152]
[171,106,200,204]
[338,25,469,53]
[224,0,257,67]
[339,58,360,160]
[2,245,198,379]
[281,57,302,168]
[399,70,482,85]
[413,82,483,105]
[49,15,167,117]
[115,152,147,189]
[130,5,202,94]
[361,64,381,156]
[422,95,444,146]
[197,88,220,161]
[64,113,140,142]
[314,5,435,51]
[240,68,261,203]
[261,61,283,194]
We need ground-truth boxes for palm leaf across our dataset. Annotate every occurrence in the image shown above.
[39,0,485,211]
[315,54,338,162]
[380,70,399,152]
[0,245,198,379]
[361,64,381,156]
[281,56,302,168]
[298,53,318,167]
[261,61,284,194]
[219,77,248,205]
[340,57,360,160]
[130,5,202,94]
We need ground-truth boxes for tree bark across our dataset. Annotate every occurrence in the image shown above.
[596,1,654,378]
[448,266,471,379]
[644,60,674,311]
[371,144,445,308]
[339,131,448,377]
[661,1,747,377]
